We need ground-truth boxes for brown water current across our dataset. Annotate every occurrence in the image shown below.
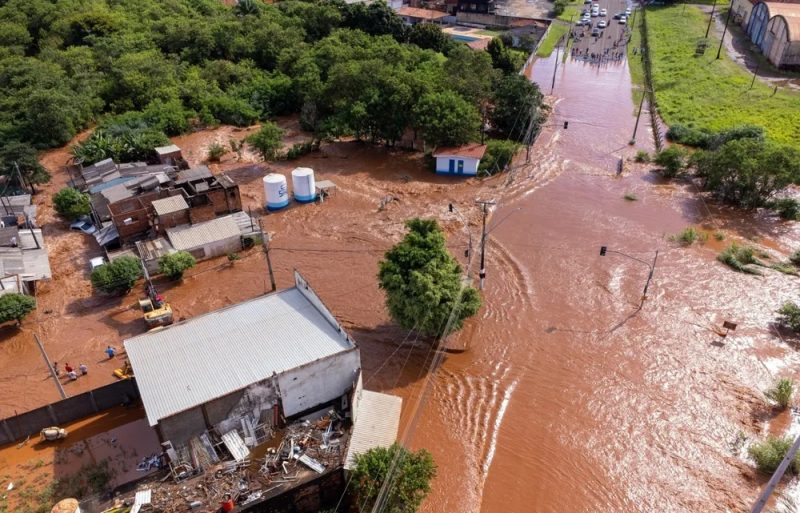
[398,54,800,513]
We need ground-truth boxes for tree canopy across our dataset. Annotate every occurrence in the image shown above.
[158,251,196,280]
[91,255,142,295]
[378,218,481,338]
[413,91,481,149]
[0,293,36,325]
[351,443,437,513]
[53,187,91,220]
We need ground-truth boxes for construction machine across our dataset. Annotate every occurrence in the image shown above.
[114,360,134,380]
[139,284,173,329]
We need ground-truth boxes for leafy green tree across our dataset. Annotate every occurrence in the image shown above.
[487,37,517,74]
[158,251,196,280]
[491,74,543,141]
[413,91,480,149]
[351,443,436,513]
[91,256,143,295]
[748,436,800,474]
[0,293,36,325]
[0,141,50,188]
[695,139,800,208]
[342,1,407,41]
[765,378,794,409]
[408,23,450,53]
[479,139,520,175]
[444,46,496,108]
[247,121,284,161]
[53,187,91,220]
[654,147,687,178]
[378,219,481,338]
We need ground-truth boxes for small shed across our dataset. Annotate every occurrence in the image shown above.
[152,194,190,232]
[433,143,488,176]
[155,144,182,165]
[166,215,242,260]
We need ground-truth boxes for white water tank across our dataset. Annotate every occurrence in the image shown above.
[263,173,289,211]
[291,167,316,203]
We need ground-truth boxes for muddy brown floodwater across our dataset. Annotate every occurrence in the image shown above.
[400,54,800,513]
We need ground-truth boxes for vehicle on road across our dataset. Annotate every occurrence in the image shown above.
[40,427,68,441]
[598,20,607,28]
[613,12,623,19]
[600,8,607,16]
[591,9,599,16]
[619,15,627,23]
[625,7,632,15]
[70,216,97,235]
[591,28,600,36]
[583,0,591,4]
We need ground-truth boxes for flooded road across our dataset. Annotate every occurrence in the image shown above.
[402,53,800,513]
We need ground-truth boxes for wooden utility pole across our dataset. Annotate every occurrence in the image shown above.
[705,0,717,38]
[475,199,497,290]
[259,220,277,292]
[716,2,733,60]
[630,90,648,144]
[34,333,66,400]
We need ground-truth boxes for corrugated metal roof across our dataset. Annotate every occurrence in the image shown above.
[155,144,181,155]
[152,195,189,216]
[124,287,356,426]
[344,391,402,470]
[167,216,240,251]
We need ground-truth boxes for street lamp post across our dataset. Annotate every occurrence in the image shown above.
[599,246,659,308]
[630,89,650,145]
[448,203,474,264]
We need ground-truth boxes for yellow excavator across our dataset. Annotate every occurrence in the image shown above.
[139,284,173,329]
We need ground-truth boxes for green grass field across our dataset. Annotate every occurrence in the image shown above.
[635,5,800,147]
[537,22,569,57]
[557,0,584,22]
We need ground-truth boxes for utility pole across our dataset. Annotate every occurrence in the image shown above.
[716,2,733,60]
[640,250,658,308]
[630,90,647,145]
[34,333,66,400]
[259,219,277,292]
[475,199,496,290]
[551,36,561,94]
[705,0,717,38]
[750,61,760,89]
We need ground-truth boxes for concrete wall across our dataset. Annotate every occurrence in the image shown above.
[435,156,480,175]
[156,209,190,233]
[158,406,206,445]
[277,349,361,418]
[0,379,140,444]
[205,380,279,435]
[241,468,346,513]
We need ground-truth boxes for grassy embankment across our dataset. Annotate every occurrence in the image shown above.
[628,4,800,148]
[536,22,569,57]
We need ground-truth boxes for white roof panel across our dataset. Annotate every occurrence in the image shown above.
[167,216,240,251]
[124,287,356,426]
[344,391,402,470]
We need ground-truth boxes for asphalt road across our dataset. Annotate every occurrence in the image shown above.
[567,0,633,63]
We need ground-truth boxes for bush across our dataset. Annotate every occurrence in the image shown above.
[708,124,765,150]
[91,256,143,295]
[0,293,36,324]
[634,150,650,163]
[553,0,567,15]
[247,122,284,161]
[53,187,91,219]
[748,436,800,474]
[666,124,711,148]
[158,251,196,280]
[671,227,706,246]
[765,378,794,409]
[654,147,687,178]
[791,250,800,266]
[770,198,800,221]
[286,141,313,160]
[207,142,227,162]
[778,301,800,332]
[479,139,520,176]
[717,243,762,274]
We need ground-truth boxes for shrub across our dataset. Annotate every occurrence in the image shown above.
[634,150,650,163]
[247,122,284,161]
[765,378,794,409]
[653,147,687,178]
[0,293,36,324]
[770,198,800,221]
[666,124,711,148]
[748,436,800,474]
[479,139,520,176]
[286,141,313,160]
[771,262,798,275]
[158,251,196,280]
[207,142,227,162]
[53,187,91,219]
[91,256,143,295]
[624,193,638,201]
[778,301,800,332]
[714,231,726,241]
[553,0,567,15]
[228,252,241,262]
[708,124,765,150]
[717,243,762,274]
[671,227,706,246]
[791,250,800,266]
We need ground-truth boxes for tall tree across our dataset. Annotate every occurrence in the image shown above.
[408,23,450,53]
[378,218,481,338]
[351,444,437,513]
[413,91,480,148]
[246,121,284,161]
[491,74,543,141]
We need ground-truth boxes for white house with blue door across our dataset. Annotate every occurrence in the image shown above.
[433,144,487,176]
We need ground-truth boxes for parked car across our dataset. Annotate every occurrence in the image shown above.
[591,27,601,36]
[591,10,599,16]
[625,7,632,15]
[598,20,607,28]
[600,8,607,16]
[619,15,627,24]
[583,0,591,4]
[90,256,106,271]
[70,216,97,235]
[613,12,623,19]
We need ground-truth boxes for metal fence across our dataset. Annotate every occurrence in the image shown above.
[0,379,139,445]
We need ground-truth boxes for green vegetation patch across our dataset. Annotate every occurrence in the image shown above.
[641,5,800,148]
[537,23,569,58]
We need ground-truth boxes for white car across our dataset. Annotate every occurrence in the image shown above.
[70,217,97,235]
[598,20,607,28]
[619,15,627,24]
[591,10,599,16]
[625,7,632,15]
[600,8,607,16]
[89,256,106,271]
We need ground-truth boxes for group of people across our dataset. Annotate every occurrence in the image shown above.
[52,362,88,381]
[51,346,118,382]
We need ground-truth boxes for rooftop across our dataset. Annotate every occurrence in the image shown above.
[125,278,357,426]
[175,166,213,185]
[397,6,449,19]
[764,2,800,41]
[152,195,189,216]
[155,144,181,155]
[166,215,241,250]
[433,143,488,159]
[344,390,402,470]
